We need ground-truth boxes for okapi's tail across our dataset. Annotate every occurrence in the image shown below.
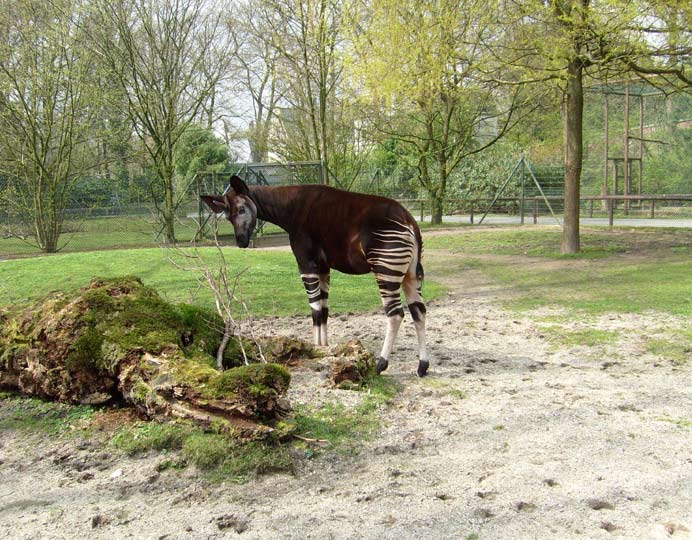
[415,226,424,282]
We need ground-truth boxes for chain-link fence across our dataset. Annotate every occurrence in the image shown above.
[1,159,691,259]
[0,162,325,258]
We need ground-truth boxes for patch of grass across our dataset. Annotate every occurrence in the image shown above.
[294,375,401,451]
[425,228,631,259]
[420,377,466,399]
[182,435,292,481]
[490,259,692,316]
[539,326,620,348]
[659,417,692,429]
[0,395,97,434]
[0,247,445,316]
[110,420,195,455]
[294,402,379,449]
[425,227,691,259]
[359,373,402,408]
[448,389,467,400]
[646,331,692,365]
[110,420,292,482]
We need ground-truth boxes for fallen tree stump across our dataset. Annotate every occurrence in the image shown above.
[328,340,375,387]
[0,277,294,438]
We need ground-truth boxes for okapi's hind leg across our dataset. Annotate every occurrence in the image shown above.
[374,278,405,375]
[403,270,428,377]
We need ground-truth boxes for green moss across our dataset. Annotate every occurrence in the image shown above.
[0,317,30,369]
[66,327,104,371]
[172,358,222,387]
[203,363,291,400]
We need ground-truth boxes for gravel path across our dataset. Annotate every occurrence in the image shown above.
[2,253,691,540]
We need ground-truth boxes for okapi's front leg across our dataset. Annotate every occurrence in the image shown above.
[300,270,330,346]
[318,272,330,346]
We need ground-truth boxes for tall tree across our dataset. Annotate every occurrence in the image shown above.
[92,0,229,243]
[0,0,98,252]
[352,0,530,224]
[495,0,645,253]
[263,0,344,175]
[227,0,285,163]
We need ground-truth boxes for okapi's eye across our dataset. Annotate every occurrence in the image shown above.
[238,207,246,215]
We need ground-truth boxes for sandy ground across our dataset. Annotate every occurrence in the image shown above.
[1,249,692,540]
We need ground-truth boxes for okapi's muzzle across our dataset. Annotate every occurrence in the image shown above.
[235,233,251,248]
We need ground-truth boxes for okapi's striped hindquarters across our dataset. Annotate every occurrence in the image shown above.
[201,176,429,377]
[366,220,428,377]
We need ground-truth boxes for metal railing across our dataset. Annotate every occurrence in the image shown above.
[399,195,692,226]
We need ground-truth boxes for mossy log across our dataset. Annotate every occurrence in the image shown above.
[0,277,294,438]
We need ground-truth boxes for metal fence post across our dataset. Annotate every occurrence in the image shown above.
[608,199,614,227]
[520,160,526,225]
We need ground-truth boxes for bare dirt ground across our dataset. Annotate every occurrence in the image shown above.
[2,245,692,540]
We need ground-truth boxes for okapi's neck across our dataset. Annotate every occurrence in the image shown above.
[248,185,299,233]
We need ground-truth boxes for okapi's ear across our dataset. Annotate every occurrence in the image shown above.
[201,195,227,214]
[230,175,250,196]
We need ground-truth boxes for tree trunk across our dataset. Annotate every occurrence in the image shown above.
[561,59,583,254]
[430,194,444,225]
[162,160,177,244]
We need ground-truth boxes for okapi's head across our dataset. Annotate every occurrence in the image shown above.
[201,175,257,248]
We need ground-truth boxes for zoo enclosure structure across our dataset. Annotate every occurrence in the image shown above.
[1,158,691,259]
[191,161,325,241]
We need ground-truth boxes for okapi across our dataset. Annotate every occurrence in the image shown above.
[201,176,429,377]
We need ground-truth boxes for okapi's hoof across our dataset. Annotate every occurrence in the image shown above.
[417,359,430,378]
[376,356,389,375]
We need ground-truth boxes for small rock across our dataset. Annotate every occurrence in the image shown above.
[664,522,690,535]
[91,514,111,528]
[600,521,619,533]
[78,471,95,482]
[215,514,249,533]
[543,478,558,487]
[110,469,123,480]
[515,501,536,512]
[434,492,452,501]
[477,508,495,519]
[587,499,615,511]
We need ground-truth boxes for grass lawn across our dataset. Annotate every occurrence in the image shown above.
[426,226,692,316]
[0,215,200,257]
[0,246,445,316]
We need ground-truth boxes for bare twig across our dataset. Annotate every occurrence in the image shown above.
[166,216,267,370]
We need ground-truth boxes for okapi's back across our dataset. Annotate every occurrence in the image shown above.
[252,184,421,275]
